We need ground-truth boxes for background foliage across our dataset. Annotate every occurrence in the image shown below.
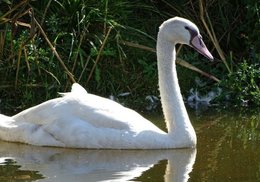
[0,0,259,112]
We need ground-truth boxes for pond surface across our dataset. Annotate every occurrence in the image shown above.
[0,107,259,182]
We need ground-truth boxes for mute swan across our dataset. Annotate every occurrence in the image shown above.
[0,17,213,149]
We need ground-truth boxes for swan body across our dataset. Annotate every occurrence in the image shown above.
[0,17,213,149]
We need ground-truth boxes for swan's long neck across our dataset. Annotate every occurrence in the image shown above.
[156,35,195,140]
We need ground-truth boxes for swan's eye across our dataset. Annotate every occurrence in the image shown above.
[185,26,199,39]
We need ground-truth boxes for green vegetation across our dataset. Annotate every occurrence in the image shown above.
[0,0,259,112]
[221,61,260,106]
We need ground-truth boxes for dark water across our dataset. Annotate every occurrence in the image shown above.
[0,107,259,182]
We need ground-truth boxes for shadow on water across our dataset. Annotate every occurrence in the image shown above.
[0,106,259,181]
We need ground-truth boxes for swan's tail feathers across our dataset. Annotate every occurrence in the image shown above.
[59,83,88,97]
[71,83,88,95]
[0,114,16,128]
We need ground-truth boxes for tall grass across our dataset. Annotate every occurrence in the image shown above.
[0,0,259,109]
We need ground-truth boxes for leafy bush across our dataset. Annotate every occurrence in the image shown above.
[221,60,260,106]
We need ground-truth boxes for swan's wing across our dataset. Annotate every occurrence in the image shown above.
[12,97,66,125]
[12,83,88,125]
[70,93,154,131]
[12,84,157,132]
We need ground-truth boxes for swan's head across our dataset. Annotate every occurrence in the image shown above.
[159,17,213,60]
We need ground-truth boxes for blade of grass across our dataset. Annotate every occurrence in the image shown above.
[176,58,220,82]
[33,16,76,83]
[199,0,231,73]
[1,18,31,28]
[71,30,86,74]
[0,31,5,60]
[40,0,53,26]
[15,47,22,88]
[0,0,28,22]
[121,40,156,53]
[121,41,220,82]
[78,55,91,82]
[23,47,30,72]
[41,67,61,85]
[87,26,113,83]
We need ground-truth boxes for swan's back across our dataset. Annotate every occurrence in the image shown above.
[0,83,167,148]
[13,83,154,130]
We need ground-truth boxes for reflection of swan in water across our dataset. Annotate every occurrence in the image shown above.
[0,141,196,182]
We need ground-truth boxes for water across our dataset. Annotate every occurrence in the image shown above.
[0,107,259,182]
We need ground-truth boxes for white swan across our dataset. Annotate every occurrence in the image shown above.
[0,17,213,149]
